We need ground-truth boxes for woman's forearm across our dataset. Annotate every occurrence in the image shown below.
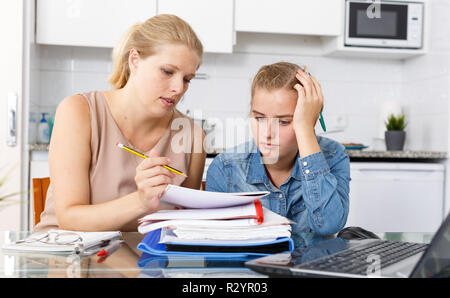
[56,191,147,231]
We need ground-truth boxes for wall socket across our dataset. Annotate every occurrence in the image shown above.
[328,114,348,130]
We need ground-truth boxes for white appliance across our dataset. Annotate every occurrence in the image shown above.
[345,0,424,49]
[346,162,444,233]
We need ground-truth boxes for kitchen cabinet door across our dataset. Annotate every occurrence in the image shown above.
[346,163,444,233]
[157,0,234,53]
[36,0,157,48]
[235,0,342,36]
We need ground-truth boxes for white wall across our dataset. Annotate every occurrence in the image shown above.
[401,0,450,152]
[30,42,405,151]
[401,0,450,216]
[29,1,449,154]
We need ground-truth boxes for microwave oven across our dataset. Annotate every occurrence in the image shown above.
[345,0,424,49]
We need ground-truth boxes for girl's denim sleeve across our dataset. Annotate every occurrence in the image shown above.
[205,156,227,192]
[299,149,350,236]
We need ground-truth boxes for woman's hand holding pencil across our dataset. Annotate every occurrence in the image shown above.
[133,148,175,211]
[114,143,174,212]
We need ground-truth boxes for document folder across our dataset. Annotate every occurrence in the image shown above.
[137,228,294,258]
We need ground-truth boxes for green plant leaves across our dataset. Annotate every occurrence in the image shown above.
[385,114,407,131]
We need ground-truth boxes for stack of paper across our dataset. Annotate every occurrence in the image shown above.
[137,185,295,256]
[139,203,292,241]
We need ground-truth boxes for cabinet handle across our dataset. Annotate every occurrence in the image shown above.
[7,92,17,147]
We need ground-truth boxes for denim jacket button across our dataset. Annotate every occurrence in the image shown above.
[303,161,308,166]
[305,169,310,174]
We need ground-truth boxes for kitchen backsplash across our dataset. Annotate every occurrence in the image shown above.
[30,27,449,152]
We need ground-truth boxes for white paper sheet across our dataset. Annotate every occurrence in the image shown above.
[160,184,269,209]
[137,218,259,234]
[139,202,259,222]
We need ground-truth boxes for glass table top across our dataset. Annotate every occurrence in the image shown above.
[0,231,434,278]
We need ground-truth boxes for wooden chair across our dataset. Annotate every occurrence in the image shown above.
[32,177,50,226]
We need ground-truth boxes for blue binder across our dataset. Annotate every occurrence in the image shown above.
[137,228,294,258]
[137,252,255,268]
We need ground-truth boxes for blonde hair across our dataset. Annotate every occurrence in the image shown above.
[108,14,203,89]
[251,62,301,101]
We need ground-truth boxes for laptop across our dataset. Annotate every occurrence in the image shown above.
[245,212,450,278]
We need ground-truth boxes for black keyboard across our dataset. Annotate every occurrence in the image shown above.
[296,240,428,276]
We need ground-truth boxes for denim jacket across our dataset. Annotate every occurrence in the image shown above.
[205,136,351,247]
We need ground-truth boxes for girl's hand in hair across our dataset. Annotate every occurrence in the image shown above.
[293,69,324,133]
[293,68,323,158]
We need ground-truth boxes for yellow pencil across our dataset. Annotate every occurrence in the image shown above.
[116,142,187,177]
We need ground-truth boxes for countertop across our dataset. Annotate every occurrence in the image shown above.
[29,144,447,161]
[208,149,447,161]
[345,150,447,161]
[29,143,50,151]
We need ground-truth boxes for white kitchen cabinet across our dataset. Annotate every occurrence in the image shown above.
[346,162,444,233]
[36,0,157,48]
[157,0,234,53]
[235,0,342,36]
[30,151,50,179]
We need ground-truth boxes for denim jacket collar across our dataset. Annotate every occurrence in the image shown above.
[246,147,303,185]
[246,150,268,185]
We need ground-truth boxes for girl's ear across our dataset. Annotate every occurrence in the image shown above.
[128,48,140,75]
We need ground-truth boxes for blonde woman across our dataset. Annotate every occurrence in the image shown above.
[35,15,206,232]
[206,62,350,247]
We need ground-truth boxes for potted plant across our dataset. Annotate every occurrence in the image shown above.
[384,114,407,150]
[0,165,22,211]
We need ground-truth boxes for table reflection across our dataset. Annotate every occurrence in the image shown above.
[0,231,434,278]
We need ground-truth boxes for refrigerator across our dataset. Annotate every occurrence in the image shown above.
[0,0,31,230]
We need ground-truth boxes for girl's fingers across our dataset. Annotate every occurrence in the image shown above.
[297,70,323,111]
[309,75,324,106]
[296,70,320,102]
[294,83,305,100]
[295,72,313,100]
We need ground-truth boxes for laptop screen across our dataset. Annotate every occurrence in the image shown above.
[411,214,450,278]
